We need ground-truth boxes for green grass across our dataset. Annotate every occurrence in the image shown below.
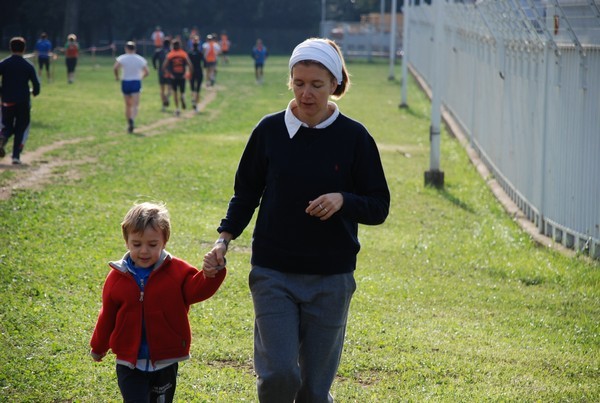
[0,53,598,402]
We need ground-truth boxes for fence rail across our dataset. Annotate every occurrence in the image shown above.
[406,0,600,259]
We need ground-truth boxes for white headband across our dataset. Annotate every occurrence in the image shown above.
[289,39,343,84]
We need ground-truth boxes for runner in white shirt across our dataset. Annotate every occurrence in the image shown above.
[114,41,149,133]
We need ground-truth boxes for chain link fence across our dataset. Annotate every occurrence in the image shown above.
[406,0,600,258]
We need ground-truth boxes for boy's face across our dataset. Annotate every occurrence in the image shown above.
[126,226,166,269]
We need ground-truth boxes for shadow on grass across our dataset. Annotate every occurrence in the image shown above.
[30,121,60,130]
[435,186,476,214]
[398,104,429,121]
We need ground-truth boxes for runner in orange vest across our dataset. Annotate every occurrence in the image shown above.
[152,26,165,49]
[219,31,230,64]
[202,34,221,87]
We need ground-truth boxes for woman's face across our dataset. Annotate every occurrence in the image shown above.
[291,62,337,126]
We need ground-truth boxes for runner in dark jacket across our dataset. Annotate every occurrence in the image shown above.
[0,37,40,164]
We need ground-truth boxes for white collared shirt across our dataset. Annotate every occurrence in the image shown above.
[284,100,340,139]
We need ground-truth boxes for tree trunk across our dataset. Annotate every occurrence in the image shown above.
[63,0,80,40]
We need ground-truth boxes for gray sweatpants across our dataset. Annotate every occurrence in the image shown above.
[249,265,356,403]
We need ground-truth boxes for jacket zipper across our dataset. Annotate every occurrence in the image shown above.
[139,275,150,370]
[139,278,145,302]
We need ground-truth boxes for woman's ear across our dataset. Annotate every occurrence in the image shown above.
[331,79,338,94]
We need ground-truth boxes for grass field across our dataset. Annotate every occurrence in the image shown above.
[0,52,598,402]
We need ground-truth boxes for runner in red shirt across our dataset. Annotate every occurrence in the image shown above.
[64,34,79,84]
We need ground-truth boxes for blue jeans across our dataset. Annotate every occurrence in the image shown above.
[116,363,178,402]
[249,266,356,403]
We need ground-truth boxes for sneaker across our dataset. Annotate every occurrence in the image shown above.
[175,109,181,117]
[12,158,21,165]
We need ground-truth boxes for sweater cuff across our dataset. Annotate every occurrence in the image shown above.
[90,350,105,361]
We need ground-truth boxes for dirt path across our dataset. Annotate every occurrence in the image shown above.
[0,89,217,201]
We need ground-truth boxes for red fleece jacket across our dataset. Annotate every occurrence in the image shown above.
[90,254,226,368]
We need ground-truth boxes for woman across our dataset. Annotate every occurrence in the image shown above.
[202,38,390,402]
[64,34,79,84]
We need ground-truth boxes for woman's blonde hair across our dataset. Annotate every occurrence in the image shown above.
[288,38,351,99]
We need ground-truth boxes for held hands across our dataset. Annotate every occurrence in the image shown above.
[306,192,344,221]
[202,241,228,278]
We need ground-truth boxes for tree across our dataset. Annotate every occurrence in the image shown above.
[63,0,80,39]
[0,0,386,54]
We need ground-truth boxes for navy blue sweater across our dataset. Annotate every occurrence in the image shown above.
[0,55,40,104]
[218,111,390,275]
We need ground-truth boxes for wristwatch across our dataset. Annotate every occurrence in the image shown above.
[215,238,229,249]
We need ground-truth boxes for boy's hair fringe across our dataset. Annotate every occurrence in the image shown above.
[121,202,171,243]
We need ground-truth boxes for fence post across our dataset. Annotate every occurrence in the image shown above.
[389,0,398,80]
[425,0,445,188]
[400,0,410,108]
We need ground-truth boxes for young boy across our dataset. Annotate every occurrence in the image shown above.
[90,202,226,402]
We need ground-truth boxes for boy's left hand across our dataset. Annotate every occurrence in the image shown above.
[202,252,226,278]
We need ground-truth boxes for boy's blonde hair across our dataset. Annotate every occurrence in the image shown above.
[121,202,171,243]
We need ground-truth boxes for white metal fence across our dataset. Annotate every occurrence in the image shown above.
[405,0,600,258]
